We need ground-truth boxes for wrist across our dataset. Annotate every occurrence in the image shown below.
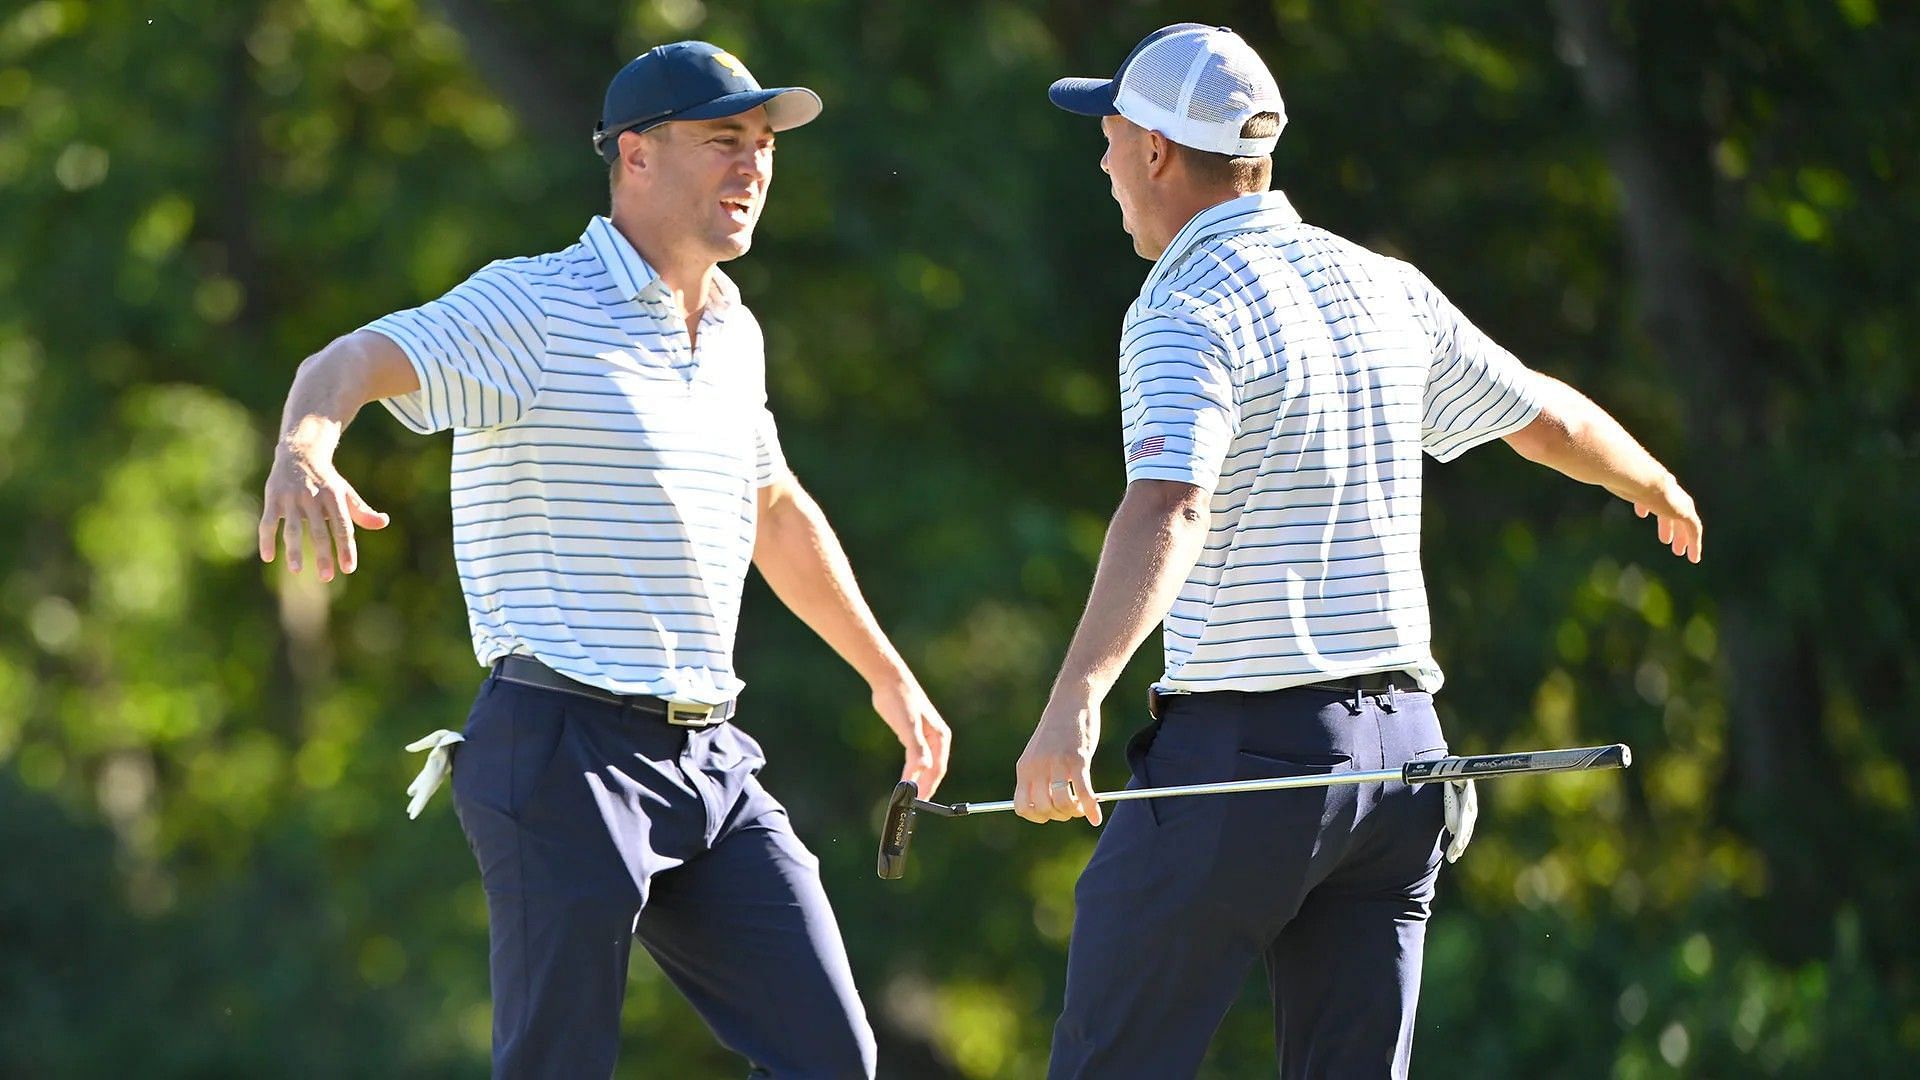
[1634,469,1677,508]
[1056,663,1114,701]
[280,416,342,462]
[861,653,918,697]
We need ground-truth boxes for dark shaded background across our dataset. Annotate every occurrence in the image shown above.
[1,0,1915,1075]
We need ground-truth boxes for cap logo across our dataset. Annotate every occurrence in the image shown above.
[711,50,750,80]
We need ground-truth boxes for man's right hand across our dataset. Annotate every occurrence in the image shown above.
[1631,474,1703,564]
[259,441,390,582]
[258,332,418,581]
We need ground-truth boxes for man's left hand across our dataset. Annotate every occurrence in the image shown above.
[873,677,951,799]
[1014,693,1104,825]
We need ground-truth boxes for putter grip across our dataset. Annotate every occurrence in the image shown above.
[1403,743,1631,783]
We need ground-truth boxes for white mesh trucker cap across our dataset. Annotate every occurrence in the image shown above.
[1048,24,1286,156]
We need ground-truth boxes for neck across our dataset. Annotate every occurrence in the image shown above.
[1145,185,1253,258]
[610,208,716,312]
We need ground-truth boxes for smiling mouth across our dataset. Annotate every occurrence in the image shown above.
[720,197,753,220]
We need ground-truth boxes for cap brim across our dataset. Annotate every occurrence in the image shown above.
[1048,77,1119,116]
[676,87,822,131]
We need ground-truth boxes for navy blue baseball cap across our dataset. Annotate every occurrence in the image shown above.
[594,41,822,162]
[1047,23,1211,116]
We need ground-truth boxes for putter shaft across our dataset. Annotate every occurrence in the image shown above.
[921,767,1400,817]
[916,743,1630,817]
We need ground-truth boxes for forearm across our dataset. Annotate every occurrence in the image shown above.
[1505,373,1671,503]
[261,331,412,575]
[752,481,911,687]
[1052,480,1211,702]
[278,331,420,459]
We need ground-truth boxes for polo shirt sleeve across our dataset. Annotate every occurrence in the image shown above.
[1118,306,1239,490]
[364,261,549,433]
[1412,268,1542,462]
[752,406,790,487]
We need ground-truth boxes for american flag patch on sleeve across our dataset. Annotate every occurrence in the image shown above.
[1126,435,1167,463]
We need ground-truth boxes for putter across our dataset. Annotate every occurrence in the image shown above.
[877,743,1630,879]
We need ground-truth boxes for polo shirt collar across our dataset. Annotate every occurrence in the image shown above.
[582,216,740,313]
[1146,190,1302,284]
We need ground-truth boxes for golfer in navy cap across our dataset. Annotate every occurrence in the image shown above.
[1016,23,1700,1079]
[261,41,950,1078]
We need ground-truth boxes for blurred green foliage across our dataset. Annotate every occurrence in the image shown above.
[1,0,1915,1076]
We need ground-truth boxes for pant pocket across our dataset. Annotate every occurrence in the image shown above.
[1130,723,1239,829]
[454,683,571,822]
[1235,748,1353,777]
[1122,722,1165,826]
[1122,721,1162,780]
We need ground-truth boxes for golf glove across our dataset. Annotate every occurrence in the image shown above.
[1442,778,1478,863]
[405,729,465,819]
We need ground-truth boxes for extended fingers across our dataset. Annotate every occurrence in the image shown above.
[921,718,952,798]
[1659,511,1704,563]
[1676,517,1703,563]
[329,491,359,575]
[302,505,336,581]
[258,500,285,563]
[344,483,390,530]
[899,736,937,798]
[282,511,304,573]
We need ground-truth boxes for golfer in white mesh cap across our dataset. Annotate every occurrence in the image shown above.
[1021,22,1700,1079]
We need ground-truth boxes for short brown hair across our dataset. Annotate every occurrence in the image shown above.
[1180,111,1280,192]
[607,125,670,200]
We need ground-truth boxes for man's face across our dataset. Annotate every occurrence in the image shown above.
[1100,115,1157,259]
[631,107,776,262]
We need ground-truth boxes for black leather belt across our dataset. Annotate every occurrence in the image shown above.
[1147,669,1421,720]
[1297,669,1421,695]
[491,656,736,727]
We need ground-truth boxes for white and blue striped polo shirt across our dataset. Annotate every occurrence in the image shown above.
[365,216,787,704]
[1120,191,1542,694]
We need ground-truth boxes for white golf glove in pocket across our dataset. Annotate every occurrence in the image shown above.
[1442,778,1478,863]
[405,729,466,819]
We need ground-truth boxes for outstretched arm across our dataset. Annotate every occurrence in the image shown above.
[259,330,419,581]
[1503,372,1703,562]
[753,475,952,797]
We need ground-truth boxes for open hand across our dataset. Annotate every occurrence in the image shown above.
[259,446,390,582]
[1634,474,1702,564]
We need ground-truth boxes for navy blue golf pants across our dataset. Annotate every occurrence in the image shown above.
[1050,686,1449,1079]
[450,675,876,1079]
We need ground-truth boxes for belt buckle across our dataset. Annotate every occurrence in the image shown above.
[664,700,715,727]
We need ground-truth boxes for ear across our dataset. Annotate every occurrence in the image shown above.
[617,128,653,179]
[1143,130,1176,180]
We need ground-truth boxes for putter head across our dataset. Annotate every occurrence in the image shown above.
[877,779,919,880]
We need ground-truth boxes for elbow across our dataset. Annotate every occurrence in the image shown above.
[292,332,368,394]
[1504,390,1586,464]
[1503,372,1599,464]
[1503,412,1561,462]
[1128,478,1211,531]
[754,476,816,547]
